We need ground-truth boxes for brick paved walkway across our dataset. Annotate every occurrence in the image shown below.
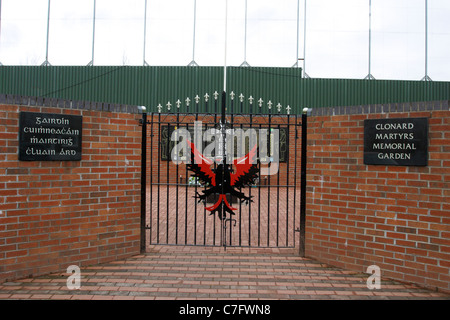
[0,245,448,300]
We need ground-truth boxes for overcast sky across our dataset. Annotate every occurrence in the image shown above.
[0,0,449,81]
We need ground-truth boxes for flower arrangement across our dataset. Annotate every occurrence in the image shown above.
[188,176,203,186]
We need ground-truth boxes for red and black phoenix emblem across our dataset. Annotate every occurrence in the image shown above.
[186,140,259,220]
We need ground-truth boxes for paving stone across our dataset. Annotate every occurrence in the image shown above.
[0,245,449,300]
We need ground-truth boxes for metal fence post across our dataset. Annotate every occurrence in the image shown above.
[299,107,309,257]
[139,108,148,253]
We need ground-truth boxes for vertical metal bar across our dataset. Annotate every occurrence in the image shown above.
[422,0,431,81]
[286,115,291,247]
[221,91,226,126]
[0,0,3,65]
[299,111,308,257]
[213,105,218,245]
[295,0,300,67]
[203,122,208,246]
[140,112,147,253]
[89,0,96,66]
[257,123,262,247]
[224,0,228,89]
[228,115,234,247]
[239,122,243,247]
[229,211,233,247]
[293,114,298,249]
[248,110,253,247]
[212,116,217,245]
[149,114,154,245]
[166,123,171,243]
[157,113,161,244]
[143,0,148,66]
[215,95,218,114]
[243,0,248,65]
[365,0,375,80]
[185,122,190,244]
[43,0,51,66]
[193,0,197,61]
[267,113,272,247]
[303,0,307,77]
[213,121,218,246]
[175,112,179,244]
[230,94,234,123]
[194,113,199,245]
[221,91,226,248]
[189,0,198,66]
[425,0,428,79]
[368,0,372,77]
[229,115,235,247]
[276,123,280,247]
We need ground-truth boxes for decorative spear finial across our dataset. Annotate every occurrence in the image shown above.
[286,105,291,115]
[276,103,282,113]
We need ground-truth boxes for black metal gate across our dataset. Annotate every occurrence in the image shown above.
[140,92,307,254]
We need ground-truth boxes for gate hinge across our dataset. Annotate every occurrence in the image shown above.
[139,119,151,126]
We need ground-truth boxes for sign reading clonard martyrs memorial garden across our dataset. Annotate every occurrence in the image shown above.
[19,112,82,161]
[364,118,428,166]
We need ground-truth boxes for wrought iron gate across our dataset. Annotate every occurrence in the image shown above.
[140,92,307,253]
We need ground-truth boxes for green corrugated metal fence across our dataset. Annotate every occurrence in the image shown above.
[0,66,449,113]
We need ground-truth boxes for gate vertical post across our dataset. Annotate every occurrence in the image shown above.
[221,90,226,248]
[299,108,309,257]
[140,110,148,253]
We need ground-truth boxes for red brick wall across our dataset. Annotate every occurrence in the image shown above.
[306,103,449,293]
[0,103,142,283]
